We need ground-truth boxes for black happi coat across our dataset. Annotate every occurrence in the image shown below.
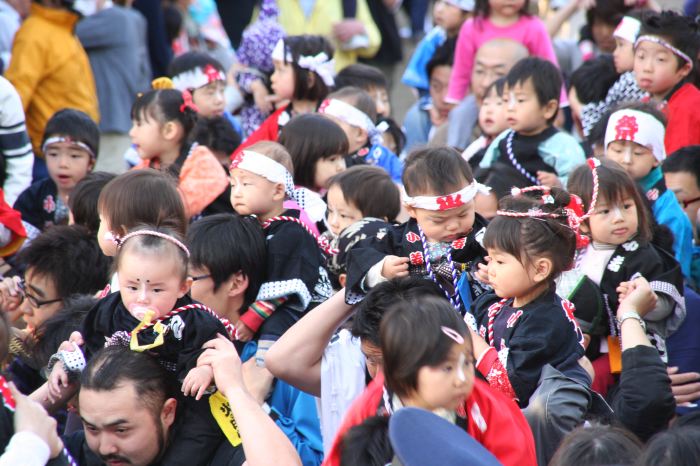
[345,216,489,310]
[474,290,588,407]
[81,292,229,380]
[14,177,66,231]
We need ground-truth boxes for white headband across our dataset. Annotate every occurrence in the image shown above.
[230,150,296,197]
[635,35,694,69]
[319,98,376,133]
[444,0,475,11]
[42,136,95,159]
[604,109,666,162]
[171,64,226,91]
[613,16,641,43]
[402,181,490,211]
[271,39,336,87]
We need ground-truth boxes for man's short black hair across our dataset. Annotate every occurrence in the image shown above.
[426,37,456,79]
[640,10,700,71]
[350,277,444,347]
[570,55,618,104]
[187,214,266,309]
[664,145,700,189]
[506,57,562,122]
[335,63,387,92]
[42,108,100,157]
[191,116,242,156]
[585,0,631,28]
[67,171,116,235]
[16,225,111,300]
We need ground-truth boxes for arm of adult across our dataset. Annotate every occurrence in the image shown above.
[265,290,352,396]
[198,335,302,466]
[546,0,594,37]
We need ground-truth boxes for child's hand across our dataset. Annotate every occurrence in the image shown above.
[0,276,23,313]
[48,362,71,402]
[250,80,273,114]
[182,365,214,401]
[198,335,245,394]
[536,171,563,189]
[235,321,255,342]
[381,256,409,279]
[475,258,491,286]
[616,281,632,303]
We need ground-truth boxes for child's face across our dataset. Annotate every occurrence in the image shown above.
[429,64,453,125]
[193,80,226,118]
[479,88,508,137]
[504,79,557,136]
[327,115,366,154]
[605,140,658,180]
[585,195,639,245]
[591,18,616,53]
[119,249,190,320]
[407,200,476,243]
[45,141,94,194]
[129,115,168,160]
[433,0,468,34]
[489,0,526,19]
[314,154,346,191]
[367,85,391,118]
[97,211,118,257]
[413,341,474,412]
[485,247,540,299]
[271,59,296,101]
[634,39,692,99]
[327,183,364,236]
[613,37,635,73]
[229,167,284,217]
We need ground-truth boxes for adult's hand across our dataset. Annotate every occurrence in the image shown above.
[668,366,700,405]
[616,277,657,320]
[333,19,366,43]
[198,334,244,394]
[9,382,63,458]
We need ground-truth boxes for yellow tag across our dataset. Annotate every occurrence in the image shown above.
[130,310,166,352]
[608,336,622,374]
[209,390,242,447]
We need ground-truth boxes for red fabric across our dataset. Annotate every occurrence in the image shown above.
[231,105,287,159]
[591,354,616,398]
[664,83,700,155]
[322,373,537,466]
[477,347,517,400]
[0,188,25,257]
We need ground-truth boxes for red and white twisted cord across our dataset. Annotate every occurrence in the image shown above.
[262,216,339,255]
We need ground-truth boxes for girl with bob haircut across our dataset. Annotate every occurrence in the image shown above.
[470,186,589,406]
[567,159,685,391]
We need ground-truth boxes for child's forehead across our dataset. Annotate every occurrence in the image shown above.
[230,166,271,182]
[636,37,676,54]
[505,78,535,94]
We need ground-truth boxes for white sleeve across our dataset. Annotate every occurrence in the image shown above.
[364,258,388,289]
[0,431,51,466]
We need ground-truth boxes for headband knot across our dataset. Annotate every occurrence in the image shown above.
[271,39,336,86]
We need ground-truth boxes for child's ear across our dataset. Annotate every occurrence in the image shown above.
[404,205,418,219]
[180,276,193,297]
[339,273,347,288]
[532,257,553,283]
[355,127,368,147]
[677,61,693,80]
[272,182,286,201]
[543,99,559,122]
[162,121,181,142]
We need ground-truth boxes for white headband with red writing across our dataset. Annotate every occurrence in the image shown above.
[604,109,666,162]
[613,16,641,43]
[402,181,490,211]
[230,150,296,198]
[172,64,226,91]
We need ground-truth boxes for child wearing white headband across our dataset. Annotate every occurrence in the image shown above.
[229,141,332,365]
[320,87,403,183]
[345,147,490,321]
[633,10,700,154]
[604,104,694,280]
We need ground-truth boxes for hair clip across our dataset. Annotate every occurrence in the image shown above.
[180,90,200,114]
[441,326,465,345]
[152,77,174,90]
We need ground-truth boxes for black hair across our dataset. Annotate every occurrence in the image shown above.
[612,101,667,127]
[67,171,117,235]
[187,214,266,309]
[570,55,619,104]
[639,10,700,72]
[115,225,189,280]
[377,117,406,155]
[567,158,653,243]
[549,424,642,466]
[351,277,445,347]
[474,0,529,18]
[191,116,242,158]
[483,187,576,282]
[335,63,388,92]
[42,108,100,157]
[638,426,700,466]
[339,416,393,466]
[280,35,335,102]
[17,225,111,300]
[663,146,700,189]
[483,76,507,99]
[81,346,177,417]
[98,169,187,239]
[130,89,198,175]
[402,147,474,197]
[29,294,97,369]
[162,3,182,45]
[168,51,225,86]
[426,36,456,79]
[328,166,400,222]
[673,412,700,429]
[381,296,471,398]
[506,57,562,123]
[327,87,378,123]
[278,114,349,189]
[585,0,631,28]
[586,109,614,152]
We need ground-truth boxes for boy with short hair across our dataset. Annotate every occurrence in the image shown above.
[479,57,585,198]
[634,10,700,154]
[604,104,694,281]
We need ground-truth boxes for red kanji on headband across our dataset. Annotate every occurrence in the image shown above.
[409,251,424,265]
[204,64,221,83]
[230,151,244,170]
[436,194,463,211]
[319,99,331,113]
[614,115,639,141]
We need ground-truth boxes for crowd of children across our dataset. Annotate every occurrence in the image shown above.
[1,0,700,465]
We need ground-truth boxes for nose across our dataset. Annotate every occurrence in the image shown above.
[137,285,148,303]
[97,435,119,457]
[611,206,624,221]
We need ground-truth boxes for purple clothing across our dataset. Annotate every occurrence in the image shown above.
[446,15,560,103]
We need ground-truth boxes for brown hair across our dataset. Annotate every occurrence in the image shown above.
[327,166,400,222]
[115,225,188,280]
[402,147,474,196]
[97,169,187,238]
[244,141,294,175]
[567,159,652,243]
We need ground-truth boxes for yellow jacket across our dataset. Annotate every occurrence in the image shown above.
[6,4,99,156]
[276,0,381,71]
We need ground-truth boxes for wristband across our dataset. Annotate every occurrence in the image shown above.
[617,311,646,331]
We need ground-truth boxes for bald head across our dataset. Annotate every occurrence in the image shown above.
[471,39,529,102]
